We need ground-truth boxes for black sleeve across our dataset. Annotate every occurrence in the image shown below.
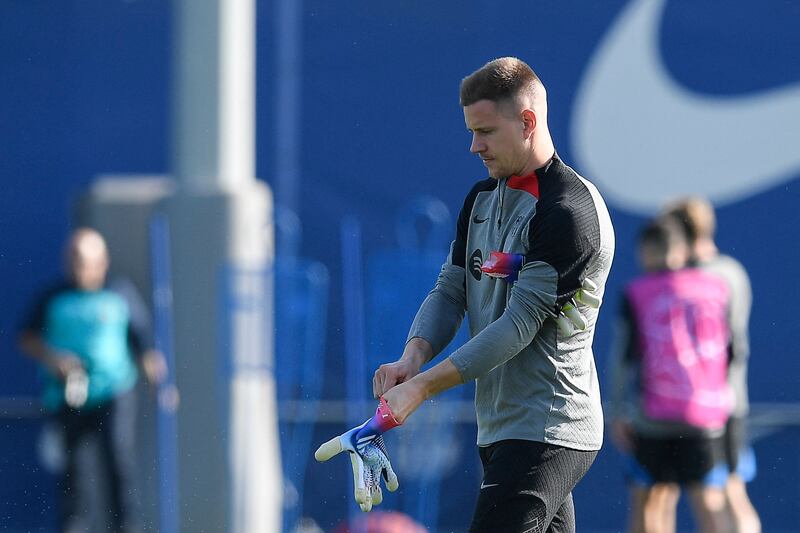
[606,294,641,420]
[620,296,639,363]
[525,180,601,307]
[109,277,155,356]
[18,283,68,336]
[452,178,496,268]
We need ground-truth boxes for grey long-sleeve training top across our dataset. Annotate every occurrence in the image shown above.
[408,155,615,451]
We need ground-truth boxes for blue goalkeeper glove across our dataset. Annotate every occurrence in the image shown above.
[314,397,401,512]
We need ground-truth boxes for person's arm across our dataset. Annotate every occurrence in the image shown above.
[383,261,569,421]
[382,357,463,423]
[448,261,558,380]
[726,258,752,366]
[450,187,601,378]
[111,278,167,386]
[373,183,492,397]
[372,337,434,398]
[402,183,491,360]
[19,330,82,381]
[17,286,83,380]
[372,257,466,397]
[404,256,467,362]
[385,195,604,419]
[606,297,639,452]
[607,297,637,418]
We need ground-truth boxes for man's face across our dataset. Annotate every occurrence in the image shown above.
[68,234,109,290]
[638,242,666,273]
[464,99,528,179]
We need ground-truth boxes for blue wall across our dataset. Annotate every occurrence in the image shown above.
[2,1,799,531]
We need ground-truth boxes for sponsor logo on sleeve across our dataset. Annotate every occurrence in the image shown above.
[470,249,484,281]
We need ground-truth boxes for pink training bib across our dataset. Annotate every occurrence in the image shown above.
[626,269,732,429]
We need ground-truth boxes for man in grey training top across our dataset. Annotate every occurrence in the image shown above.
[317,57,615,533]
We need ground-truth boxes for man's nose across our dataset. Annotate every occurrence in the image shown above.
[470,134,484,154]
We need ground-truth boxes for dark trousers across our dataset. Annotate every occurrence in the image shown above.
[469,440,598,533]
[57,387,140,533]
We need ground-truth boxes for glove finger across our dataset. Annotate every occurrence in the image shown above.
[370,482,383,506]
[556,313,576,336]
[382,462,399,492]
[575,288,601,308]
[349,453,372,512]
[562,303,588,331]
[582,277,598,293]
[314,435,345,462]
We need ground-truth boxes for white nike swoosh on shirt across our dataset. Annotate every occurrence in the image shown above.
[480,482,500,489]
[571,0,800,213]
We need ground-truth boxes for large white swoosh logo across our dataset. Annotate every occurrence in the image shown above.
[571,0,800,213]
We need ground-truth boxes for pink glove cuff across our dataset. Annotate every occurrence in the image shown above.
[375,396,402,431]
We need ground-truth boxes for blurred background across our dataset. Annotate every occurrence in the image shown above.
[2,0,799,531]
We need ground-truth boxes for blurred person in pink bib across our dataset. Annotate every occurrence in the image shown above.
[609,216,734,533]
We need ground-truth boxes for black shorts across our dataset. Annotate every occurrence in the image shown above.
[469,439,597,533]
[634,433,723,485]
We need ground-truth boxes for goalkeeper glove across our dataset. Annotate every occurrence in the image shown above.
[314,397,401,512]
[556,278,602,335]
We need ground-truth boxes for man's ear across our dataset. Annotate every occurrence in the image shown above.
[521,109,537,139]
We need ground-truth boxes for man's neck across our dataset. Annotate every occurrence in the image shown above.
[520,132,555,176]
[694,239,718,262]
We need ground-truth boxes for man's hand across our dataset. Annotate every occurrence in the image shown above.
[556,278,602,335]
[314,398,401,512]
[45,352,84,381]
[372,338,432,398]
[373,359,421,399]
[141,349,168,386]
[18,333,83,382]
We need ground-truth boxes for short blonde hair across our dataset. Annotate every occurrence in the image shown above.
[662,196,716,243]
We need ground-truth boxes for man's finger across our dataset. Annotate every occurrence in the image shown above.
[314,436,344,462]
[374,370,396,398]
[378,372,387,397]
[372,371,381,399]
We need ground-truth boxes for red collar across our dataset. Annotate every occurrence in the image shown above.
[507,172,540,198]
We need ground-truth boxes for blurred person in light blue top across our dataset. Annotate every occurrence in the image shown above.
[19,227,166,533]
